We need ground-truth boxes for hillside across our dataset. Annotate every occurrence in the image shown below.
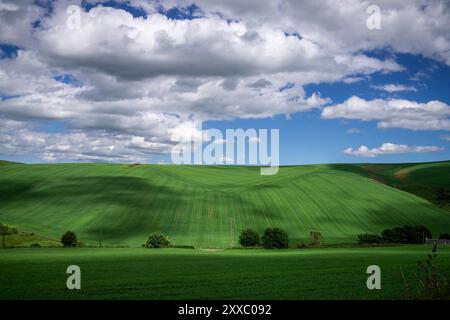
[330,161,450,211]
[0,160,22,166]
[0,162,449,247]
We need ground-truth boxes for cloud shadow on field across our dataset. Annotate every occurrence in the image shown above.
[0,175,186,240]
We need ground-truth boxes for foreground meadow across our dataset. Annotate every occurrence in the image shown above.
[1,246,449,299]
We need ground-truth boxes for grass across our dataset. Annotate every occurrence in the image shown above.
[332,161,450,211]
[1,162,450,247]
[1,246,449,299]
[1,231,60,247]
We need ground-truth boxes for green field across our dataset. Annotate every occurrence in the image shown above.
[1,161,450,247]
[0,246,449,299]
[331,161,450,211]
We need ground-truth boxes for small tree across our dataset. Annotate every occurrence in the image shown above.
[0,223,7,248]
[261,227,288,249]
[61,231,78,247]
[146,232,170,248]
[239,229,260,247]
[310,231,323,246]
[0,223,17,248]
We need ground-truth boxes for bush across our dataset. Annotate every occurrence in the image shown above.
[296,242,308,249]
[168,244,195,249]
[146,232,170,248]
[309,231,323,246]
[30,243,41,248]
[439,233,450,240]
[61,231,78,247]
[239,229,260,247]
[261,227,288,249]
[382,225,431,244]
[357,233,383,244]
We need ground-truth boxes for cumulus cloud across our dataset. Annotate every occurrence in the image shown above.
[0,0,449,162]
[172,0,450,65]
[344,142,444,157]
[0,119,175,163]
[371,84,417,93]
[322,96,450,131]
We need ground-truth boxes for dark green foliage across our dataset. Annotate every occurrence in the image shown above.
[439,233,450,240]
[436,188,450,208]
[261,228,288,249]
[61,231,78,247]
[382,225,431,244]
[146,232,170,248]
[357,233,383,244]
[168,244,195,249]
[30,243,41,248]
[239,229,260,247]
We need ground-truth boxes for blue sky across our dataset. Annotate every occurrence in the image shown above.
[0,0,449,165]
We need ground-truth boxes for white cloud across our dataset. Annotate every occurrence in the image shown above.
[441,135,450,141]
[371,84,417,93]
[344,142,444,157]
[342,76,365,84]
[0,0,449,162]
[322,96,450,131]
[178,0,450,65]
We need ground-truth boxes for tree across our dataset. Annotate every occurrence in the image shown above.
[0,223,7,248]
[382,226,431,244]
[439,233,450,240]
[261,228,288,249]
[310,231,323,246]
[146,232,170,248]
[239,229,260,247]
[61,231,78,247]
[0,223,17,248]
[411,225,432,243]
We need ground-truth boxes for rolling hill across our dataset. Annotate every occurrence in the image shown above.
[0,161,449,247]
[330,162,450,211]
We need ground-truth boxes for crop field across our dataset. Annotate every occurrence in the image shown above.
[0,246,449,299]
[0,161,450,248]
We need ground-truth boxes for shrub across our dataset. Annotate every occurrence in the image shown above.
[403,245,449,299]
[296,242,308,249]
[309,231,323,246]
[239,229,260,247]
[61,231,78,247]
[30,243,41,248]
[261,227,288,249]
[146,232,170,248]
[439,233,450,240]
[404,225,431,243]
[382,225,431,244]
[357,233,383,244]
[168,244,196,249]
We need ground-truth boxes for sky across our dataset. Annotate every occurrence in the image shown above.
[0,0,449,165]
